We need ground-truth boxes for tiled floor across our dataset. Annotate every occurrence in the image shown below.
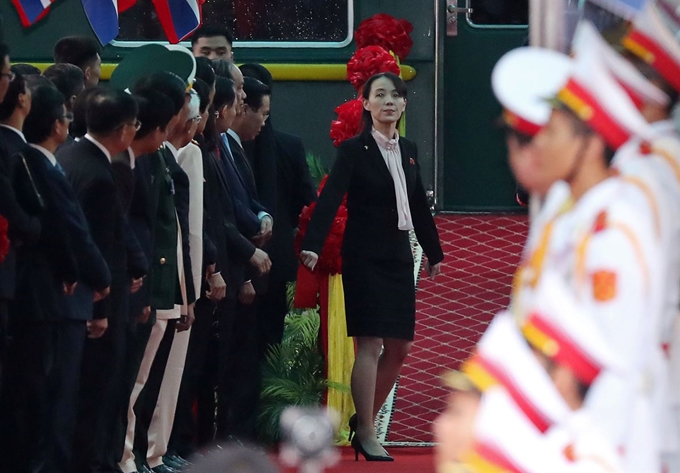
[387,214,529,444]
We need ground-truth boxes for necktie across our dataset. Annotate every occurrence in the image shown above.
[54,161,66,176]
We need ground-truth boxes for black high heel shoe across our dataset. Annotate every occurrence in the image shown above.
[348,413,357,441]
[351,436,394,462]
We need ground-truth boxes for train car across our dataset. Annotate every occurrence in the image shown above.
[0,0,529,212]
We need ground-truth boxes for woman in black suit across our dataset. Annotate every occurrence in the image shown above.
[300,72,444,461]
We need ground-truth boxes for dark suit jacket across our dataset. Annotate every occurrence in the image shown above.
[302,132,444,265]
[112,150,148,280]
[202,141,256,299]
[221,134,267,238]
[8,145,80,321]
[0,126,39,300]
[243,128,317,283]
[57,138,128,320]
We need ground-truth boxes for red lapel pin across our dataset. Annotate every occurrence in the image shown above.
[409,158,415,165]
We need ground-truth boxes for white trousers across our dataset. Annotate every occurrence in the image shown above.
[119,318,169,473]
[146,326,192,468]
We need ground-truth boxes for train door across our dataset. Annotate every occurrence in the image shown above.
[442,0,529,211]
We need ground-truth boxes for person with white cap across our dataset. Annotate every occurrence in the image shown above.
[491,46,574,321]
[573,18,680,468]
[619,4,680,468]
[532,41,663,472]
[492,38,662,470]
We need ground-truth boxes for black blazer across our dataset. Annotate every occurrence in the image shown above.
[8,146,80,321]
[0,126,38,300]
[243,129,317,284]
[302,132,443,266]
[202,141,256,299]
[57,138,128,320]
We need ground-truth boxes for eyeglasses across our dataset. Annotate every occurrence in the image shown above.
[61,112,74,122]
[127,119,142,131]
[189,116,202,124]
[0,71,15,82]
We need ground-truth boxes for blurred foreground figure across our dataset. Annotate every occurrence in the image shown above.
[185,444,279,473]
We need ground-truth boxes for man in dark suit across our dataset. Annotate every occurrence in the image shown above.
[57,87,140,473]
[169,76,271,457]
[221,75,276,441]
[0,68,41,396]
[240,64,318,356]
[1,84,111,473]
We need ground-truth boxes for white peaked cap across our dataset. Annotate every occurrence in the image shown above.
[463,311,570,433]
[623,0,680,92]
[556,36,656,148]
[572,20,669,107]
[491,47,572,136]
[521,272,627,386]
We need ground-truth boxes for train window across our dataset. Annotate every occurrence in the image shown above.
[117,0,351,45]
[469,0,529,26]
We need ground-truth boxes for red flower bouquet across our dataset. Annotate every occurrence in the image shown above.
[0,215,9,263]
[295,175,348,276]
[355,13,414,62]
[330,99,364,147]
[347,45,401,91]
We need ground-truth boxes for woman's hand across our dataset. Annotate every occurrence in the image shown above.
[300,250,319,271]
[425,260,442,280]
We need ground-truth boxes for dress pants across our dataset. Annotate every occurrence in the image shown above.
[72,278,130,473]
[256,276,289,359]
[0,317,86,473]
[112,315,154,466]
[119,316,174,473]
[169,296,217,457]
[216,297,261,441]
[145,321,190,468]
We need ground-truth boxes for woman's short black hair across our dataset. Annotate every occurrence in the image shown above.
[133,72,185,116]
[24,85,65,144]
[0,72,26,121]
[134,89,175,139]
[192,78,211,114]
[195,57,216,88]
[361,72,408,133]
[213,76,236,111]
[86,88,139,135]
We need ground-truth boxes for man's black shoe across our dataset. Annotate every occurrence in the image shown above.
[150,465,179,473]
[161,456,185,470]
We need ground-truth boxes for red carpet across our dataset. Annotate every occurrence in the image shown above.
[388,214,528,443]
[279,447,436,472]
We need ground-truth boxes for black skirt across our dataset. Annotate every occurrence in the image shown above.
[341,257,416,341]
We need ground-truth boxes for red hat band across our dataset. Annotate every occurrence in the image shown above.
[557,78,631,150]
[623,30,680,93]
[523,312,601,386]
[468,355,552,433]
[503,109,542,136]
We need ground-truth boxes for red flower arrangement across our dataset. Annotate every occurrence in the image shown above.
[355,13,414,62]
[0,215,9,263]
[295,175,348,276]
[330,99,364,147]
[347,45,401,91]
